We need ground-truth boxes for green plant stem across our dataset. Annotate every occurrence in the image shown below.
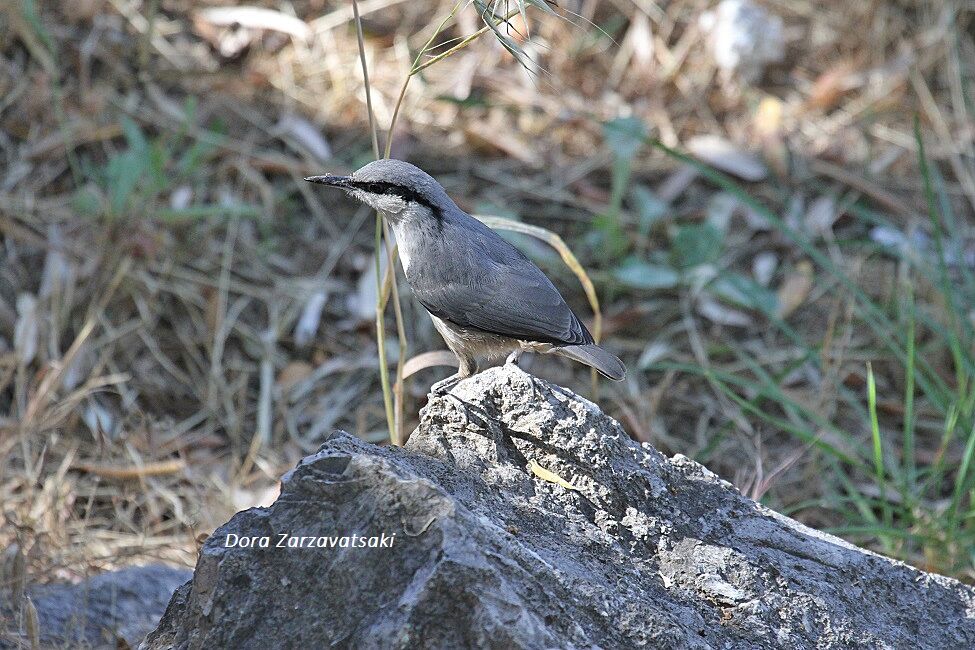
[378,4,462,443]
[384,220,408,447]
[917,119,969,412]
[378,1,523,421]
[413,7,523,75]
[867,362,892,551]
[385,2,464,158]
[369,2,549,438]
[352,0,395,442]
[901,282,917,503]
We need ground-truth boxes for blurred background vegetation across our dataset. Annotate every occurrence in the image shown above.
[1,0,974,590]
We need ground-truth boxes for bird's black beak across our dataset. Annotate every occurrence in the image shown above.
[304,174,352,188]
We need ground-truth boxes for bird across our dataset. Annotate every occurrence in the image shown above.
[305,159,625,394]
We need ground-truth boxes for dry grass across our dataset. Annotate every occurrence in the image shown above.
[1,0,974,618]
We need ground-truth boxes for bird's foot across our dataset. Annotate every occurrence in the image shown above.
[504,350,540,397]
[505,349,524,367]
[430,373,463,397]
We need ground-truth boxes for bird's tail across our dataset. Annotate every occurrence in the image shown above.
[555,344,626,381]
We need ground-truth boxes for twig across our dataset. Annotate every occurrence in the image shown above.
[72,459,186,480]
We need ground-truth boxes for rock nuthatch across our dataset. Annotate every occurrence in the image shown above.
[307,159,625,392]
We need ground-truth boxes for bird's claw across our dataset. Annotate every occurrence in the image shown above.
[430,374,463,397]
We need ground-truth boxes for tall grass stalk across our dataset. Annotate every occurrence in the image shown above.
[350,0,396,443]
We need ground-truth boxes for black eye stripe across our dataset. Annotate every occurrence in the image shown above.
[351,181,419,202]
[349,180,441,218]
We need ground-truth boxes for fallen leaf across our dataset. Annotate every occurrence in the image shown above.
[697,296,752,327]
[277,361,314,391]
[402,351,458,379]
[753,96,783,139]
[752,252,778,287]
[14,293,38,365]
[170,186,193,210]
[805,195,838,236]
[776,260,814,318]
[807,62,858,111]
[686,134,767,181]
[294,290,328,346]
[613,259,680,290]
[194,6,312,40]
[637,342,672,369]
[276,113,331,163]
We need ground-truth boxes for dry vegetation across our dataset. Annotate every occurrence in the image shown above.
[1,0,974,615]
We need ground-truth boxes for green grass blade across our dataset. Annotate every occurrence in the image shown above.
[867,362,892,539]
[647,138,953,416]
[901,282,917,502]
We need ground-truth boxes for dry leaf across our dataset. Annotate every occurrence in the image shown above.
[697,296,753,327]
[277,361,314,391]
[276,113,331,164]
[401,351,458,379]
[776,260,814,318]
[753,96,783,139]
[807,62,857,111]
[752,252,778,287]
[527,460,579,491]
[170,186,193,210]
[805,195,838,236]
[686,135,767,181]
[14,293,38,365]
[349,256,383,324]
[294,290,328,346]
[194,7,312,41]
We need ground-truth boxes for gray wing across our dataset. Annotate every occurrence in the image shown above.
[408,218,593,346]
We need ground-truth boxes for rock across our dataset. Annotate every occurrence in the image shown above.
[2,564,190,649]
[143,366,975,649]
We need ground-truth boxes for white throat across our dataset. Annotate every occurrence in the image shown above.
[387,203,434,275]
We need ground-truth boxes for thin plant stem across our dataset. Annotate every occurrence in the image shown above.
[384,2,464,159]
[866,362,892,551]
[352,0,395,441]
[901,281,916,502]
[412,7,523,74]
[384,221,408,446]
[370,2,549,438]
[379,0,467,431]
[353,0,380,159]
